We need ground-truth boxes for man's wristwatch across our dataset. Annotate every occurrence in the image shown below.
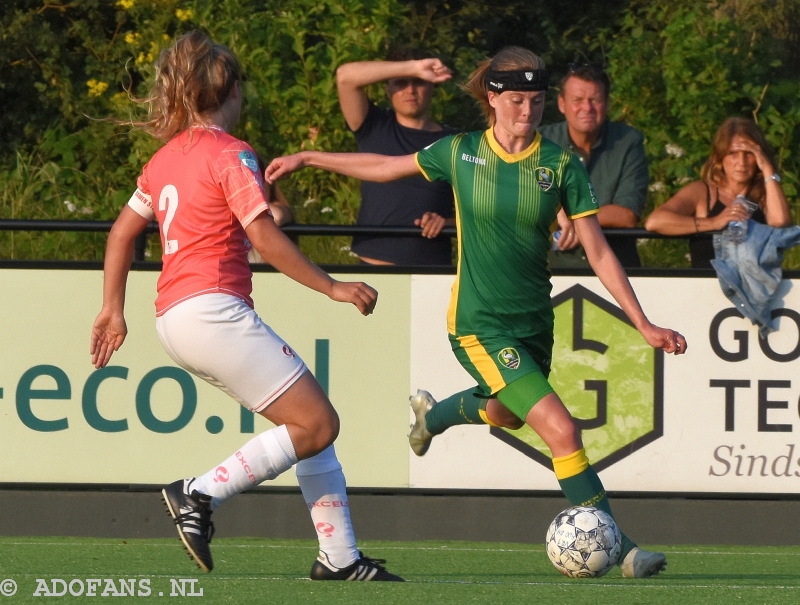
[765,173,781,183]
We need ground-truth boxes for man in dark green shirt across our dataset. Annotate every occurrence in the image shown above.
[539,64,648,268]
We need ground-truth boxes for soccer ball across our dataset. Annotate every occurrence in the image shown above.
[545,506,621,578]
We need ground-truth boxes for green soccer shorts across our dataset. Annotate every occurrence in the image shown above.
[449,331,555,420]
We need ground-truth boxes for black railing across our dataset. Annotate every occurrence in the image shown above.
[0,219,685,262]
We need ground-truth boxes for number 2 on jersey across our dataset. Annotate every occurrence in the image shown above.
[159,184,179,255]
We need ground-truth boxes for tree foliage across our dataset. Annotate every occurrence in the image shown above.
[604,0,800,266]
[1,0,798,266]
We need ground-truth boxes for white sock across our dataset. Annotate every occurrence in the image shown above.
[295,445,358,569]
[193,425,297,510]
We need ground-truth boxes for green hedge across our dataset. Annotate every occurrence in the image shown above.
[1,0,798,266]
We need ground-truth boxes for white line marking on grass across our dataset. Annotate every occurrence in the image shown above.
[419,580,800,589]
[5,542,800,558]
[4,570,798,590]
[666,550,800,556]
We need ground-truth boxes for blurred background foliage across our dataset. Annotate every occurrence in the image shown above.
[1,0,798,266]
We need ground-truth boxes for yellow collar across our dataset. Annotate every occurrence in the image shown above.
[485,128,541,163]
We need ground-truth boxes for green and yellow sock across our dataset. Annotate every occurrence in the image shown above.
[553,449,636,561]
[424,387,496,435]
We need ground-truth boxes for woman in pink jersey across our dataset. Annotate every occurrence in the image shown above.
[90,30,401,581]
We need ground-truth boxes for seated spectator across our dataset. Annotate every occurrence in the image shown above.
[336,49,456,266]
[539,63,648,268]
[645,117,791,268]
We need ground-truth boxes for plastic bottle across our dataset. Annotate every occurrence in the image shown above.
[728,195,757,244]
[551,229,562,251]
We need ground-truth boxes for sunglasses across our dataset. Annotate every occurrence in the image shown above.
[387,77,429,89]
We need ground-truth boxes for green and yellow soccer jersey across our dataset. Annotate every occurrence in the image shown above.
[416,128,599,339]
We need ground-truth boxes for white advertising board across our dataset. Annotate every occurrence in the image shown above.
[0,270,411,487]
[409,275,800,494]
[2,268,798,494]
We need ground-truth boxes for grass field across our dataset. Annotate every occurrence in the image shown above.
[1,537,798,604]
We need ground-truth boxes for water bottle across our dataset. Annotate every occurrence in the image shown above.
[728,195,758,244]
[552,229,562,251]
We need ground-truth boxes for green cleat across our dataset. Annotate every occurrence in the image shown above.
[620,547,667,578]
[408,390,437,456]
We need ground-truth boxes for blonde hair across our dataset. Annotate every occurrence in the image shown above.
[135,30,242,141]
[700,117,777,207]
[462,47,546,126]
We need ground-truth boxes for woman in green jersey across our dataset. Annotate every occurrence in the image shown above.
[266,46,686,579]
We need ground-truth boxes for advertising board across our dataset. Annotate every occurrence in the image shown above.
[2,269,799,494]
[410,275,800,494]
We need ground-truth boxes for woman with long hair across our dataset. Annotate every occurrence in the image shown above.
[645,117,791,267]
[90,30,401,581]
[266,46,687,579]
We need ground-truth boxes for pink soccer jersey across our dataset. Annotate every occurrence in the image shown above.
[127,127,271,315]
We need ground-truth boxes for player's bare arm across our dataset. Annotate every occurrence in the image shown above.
[266,151,420,185]
[555,208,580,250]
[575,214,686,355]
[266,182,294,227]
[245,213,377,316]
[90,206,151,368]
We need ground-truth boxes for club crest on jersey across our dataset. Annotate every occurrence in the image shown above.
[498,347,521,370]
[535,167,554,191]
[238,150,259,172]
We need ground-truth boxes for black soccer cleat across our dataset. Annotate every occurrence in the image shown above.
[162,479,215,573]
[310,551,404,581]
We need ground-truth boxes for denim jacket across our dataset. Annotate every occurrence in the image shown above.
[711,220,800,337]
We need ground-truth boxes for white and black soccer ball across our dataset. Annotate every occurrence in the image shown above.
[545,505,621,578]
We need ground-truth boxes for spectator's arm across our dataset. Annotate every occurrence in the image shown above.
[598,132,649,228]
[763,177,792,228]
[645,180,731,234]
[736,137,792,228]
[336,60,451,132]
[414,212,455,238]
[336,62,374,132]
[597,204,638,228]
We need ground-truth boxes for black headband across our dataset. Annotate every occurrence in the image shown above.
[485,69,549,93]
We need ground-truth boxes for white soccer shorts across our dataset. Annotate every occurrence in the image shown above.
[155,293,307,413]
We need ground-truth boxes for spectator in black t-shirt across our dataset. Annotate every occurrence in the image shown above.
[336,49,457,266]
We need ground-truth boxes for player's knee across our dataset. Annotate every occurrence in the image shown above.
[557,421,582,452]
[495,408,524,430]
[325,410,340,444]
[487,399,525,429]
[543,416,581,454]
[499,407,525,430]
[309,408,339,453]
[507,417,525,430]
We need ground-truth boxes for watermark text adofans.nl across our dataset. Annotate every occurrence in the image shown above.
[0,578,204,597]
